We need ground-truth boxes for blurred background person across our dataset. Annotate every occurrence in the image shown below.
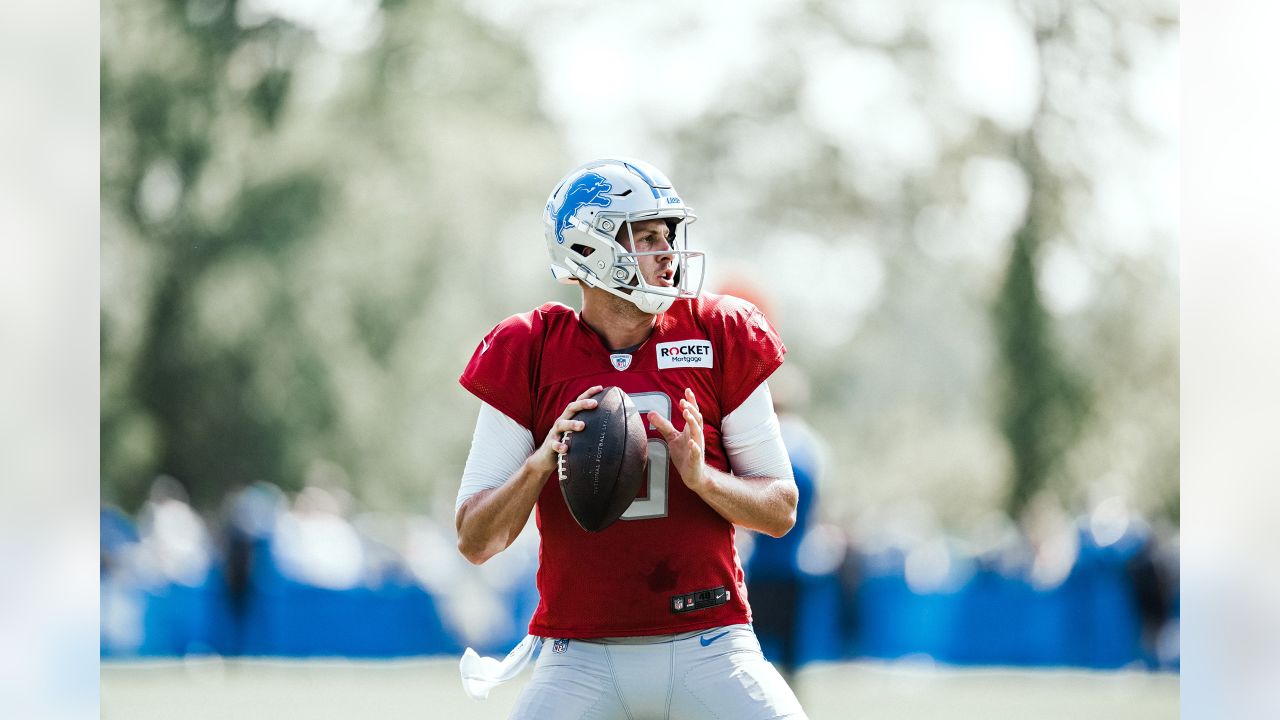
[217,480,286,654]
[745,364,827,684]
[272,483,364,591]
[718,275,832,682]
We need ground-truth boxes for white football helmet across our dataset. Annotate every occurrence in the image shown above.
[544,158,703,314]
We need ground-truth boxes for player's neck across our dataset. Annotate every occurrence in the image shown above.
[580,287,658,351]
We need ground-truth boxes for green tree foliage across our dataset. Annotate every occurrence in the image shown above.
[101,2,344,510]
[102,0,562,511]
[993,208,1088,517]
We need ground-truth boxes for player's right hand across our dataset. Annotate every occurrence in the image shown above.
[530,385,603,475]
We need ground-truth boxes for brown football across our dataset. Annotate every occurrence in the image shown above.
[557,386,648,532]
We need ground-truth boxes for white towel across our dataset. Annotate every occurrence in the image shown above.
[458,634,543,700]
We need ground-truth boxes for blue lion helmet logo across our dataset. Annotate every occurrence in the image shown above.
[553,171,613,244]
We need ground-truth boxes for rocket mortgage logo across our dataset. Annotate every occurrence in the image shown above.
[655,340,713,370]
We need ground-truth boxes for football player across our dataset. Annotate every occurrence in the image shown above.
[455,158,807,719]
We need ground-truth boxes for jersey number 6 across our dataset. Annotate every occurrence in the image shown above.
[621,392,670,521]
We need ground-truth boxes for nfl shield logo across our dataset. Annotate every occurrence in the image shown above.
[674,598,685,610]
[610,354,632,371]
[552,638,569,654]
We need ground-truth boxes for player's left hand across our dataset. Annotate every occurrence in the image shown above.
[648,388,710,494]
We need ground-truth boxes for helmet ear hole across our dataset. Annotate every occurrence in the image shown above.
[570,243,595,258]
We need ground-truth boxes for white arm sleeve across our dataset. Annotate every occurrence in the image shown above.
[455,403,537,515]
[720,382,794,481]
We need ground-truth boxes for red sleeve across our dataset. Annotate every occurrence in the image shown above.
[458,310,542,429]
[715,296,787,415]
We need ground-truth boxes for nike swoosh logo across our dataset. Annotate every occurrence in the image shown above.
[480,338,491,354]
[699,630,730,647]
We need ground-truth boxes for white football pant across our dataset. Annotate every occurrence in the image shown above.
[509,624,807,720]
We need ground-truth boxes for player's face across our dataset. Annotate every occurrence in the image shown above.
[619,219,676,289]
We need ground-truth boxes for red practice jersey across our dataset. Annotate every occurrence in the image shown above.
[459,293,786,638]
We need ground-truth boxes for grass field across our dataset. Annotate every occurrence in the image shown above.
[102,656,1178,719]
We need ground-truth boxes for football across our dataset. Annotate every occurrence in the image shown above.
[557,386,648,532]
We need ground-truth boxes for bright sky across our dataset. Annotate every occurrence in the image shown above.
[467,0,1047,160]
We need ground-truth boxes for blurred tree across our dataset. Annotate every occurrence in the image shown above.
[990,5,1094,520]
[101,0,562,512]
[992,171,1088,518]
[100,1,346,510]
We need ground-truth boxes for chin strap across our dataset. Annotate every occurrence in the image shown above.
[562,258,676,315]
[459,634,542,700]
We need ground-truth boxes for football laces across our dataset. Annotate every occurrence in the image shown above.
[557,430,572,481]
